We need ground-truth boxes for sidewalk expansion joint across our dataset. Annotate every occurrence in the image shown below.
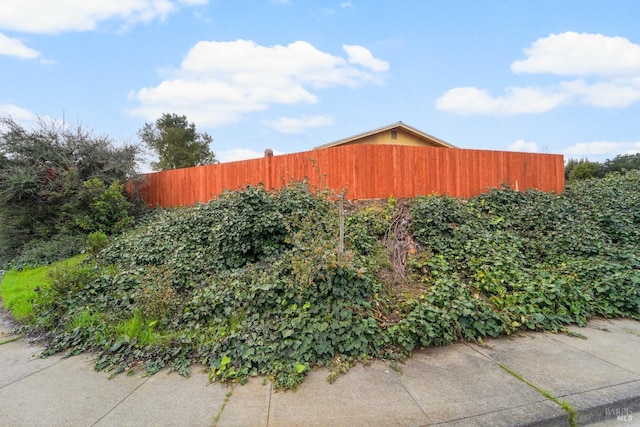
[498,363,577,427]
[548,333,640,377]
[0,334,23,345]
[265,381,272,427]
[91,375,151,426]
[559,378,640,399]
[0,352,65,390]
[622,327,640,338]
[212,385,234,426]
[466,343,577,427]
[424,400,557,426]
[386,360,434,424]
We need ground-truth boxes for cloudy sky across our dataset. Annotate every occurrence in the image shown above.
[1,0,639,166]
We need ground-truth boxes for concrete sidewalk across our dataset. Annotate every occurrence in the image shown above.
[1,318,638,427]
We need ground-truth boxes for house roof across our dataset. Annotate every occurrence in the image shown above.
[314,121,456,150]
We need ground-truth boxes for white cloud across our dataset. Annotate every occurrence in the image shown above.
[561,79,640,108]
[435,86,569,115]
[216,148,284,163]
[511,32,640,77]
[127,77,269,127]
[263,115,334,133]
[343,44,389,72]
[508,139,538,153]
[0,104,37,122]
[438,32,640,115]
[563,141,640,158]
[127,39,388,126]
[0,33,40,59]
[0,0,206,34]
[0,105,63,133]
[340,1,354,8]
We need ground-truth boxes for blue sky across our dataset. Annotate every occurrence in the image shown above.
[1,1,640,169]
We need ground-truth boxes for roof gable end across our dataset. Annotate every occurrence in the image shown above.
[314,121,456,149]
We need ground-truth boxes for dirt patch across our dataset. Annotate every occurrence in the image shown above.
[0,302,20,336]
[0,271,21,336]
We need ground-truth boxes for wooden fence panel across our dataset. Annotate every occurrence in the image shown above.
[137,146,565,207]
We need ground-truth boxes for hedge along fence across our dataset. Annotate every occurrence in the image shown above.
[139,145,565,208]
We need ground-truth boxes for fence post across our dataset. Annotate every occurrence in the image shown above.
[338,193,344,258]
[264,149,273,190]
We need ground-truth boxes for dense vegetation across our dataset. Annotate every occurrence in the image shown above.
[565,153,640,182]
[0,117,143,267]
[6,171,636,390]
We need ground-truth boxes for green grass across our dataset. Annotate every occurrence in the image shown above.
[66,309,103,332]
[499,364,577,427]
[114,311,166,346]
[213,388,234,424]
[0,255,86,323]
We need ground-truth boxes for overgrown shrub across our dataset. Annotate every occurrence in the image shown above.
[29,183,382,388]
[14,175,639,390]
[0,117,142,266]
[10,234,86,270]
[403,173,639,345]
[87,231,108,256]
[75,179,134,235]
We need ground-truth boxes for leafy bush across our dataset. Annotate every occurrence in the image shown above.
[10,234,86,269]
[33,261,103,329]
[345,200,394,256]
[0,117,142,265]
[564,154,640,182]
[87,231,108,256]
[26,183,382,388]
[76,179,134,235]
[566,160,604,182]
[404,173,639,344]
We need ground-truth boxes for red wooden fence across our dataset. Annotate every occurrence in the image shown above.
[138,145,565,208]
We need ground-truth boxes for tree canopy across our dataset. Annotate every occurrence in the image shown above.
[138,113,216,171]
[564,158,604,182]
[565,153,640,183]
[604,153,640,174]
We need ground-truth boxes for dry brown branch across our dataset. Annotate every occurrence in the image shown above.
[383,201,418,281]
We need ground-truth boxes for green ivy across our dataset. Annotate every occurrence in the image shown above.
[21,174,640,390]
